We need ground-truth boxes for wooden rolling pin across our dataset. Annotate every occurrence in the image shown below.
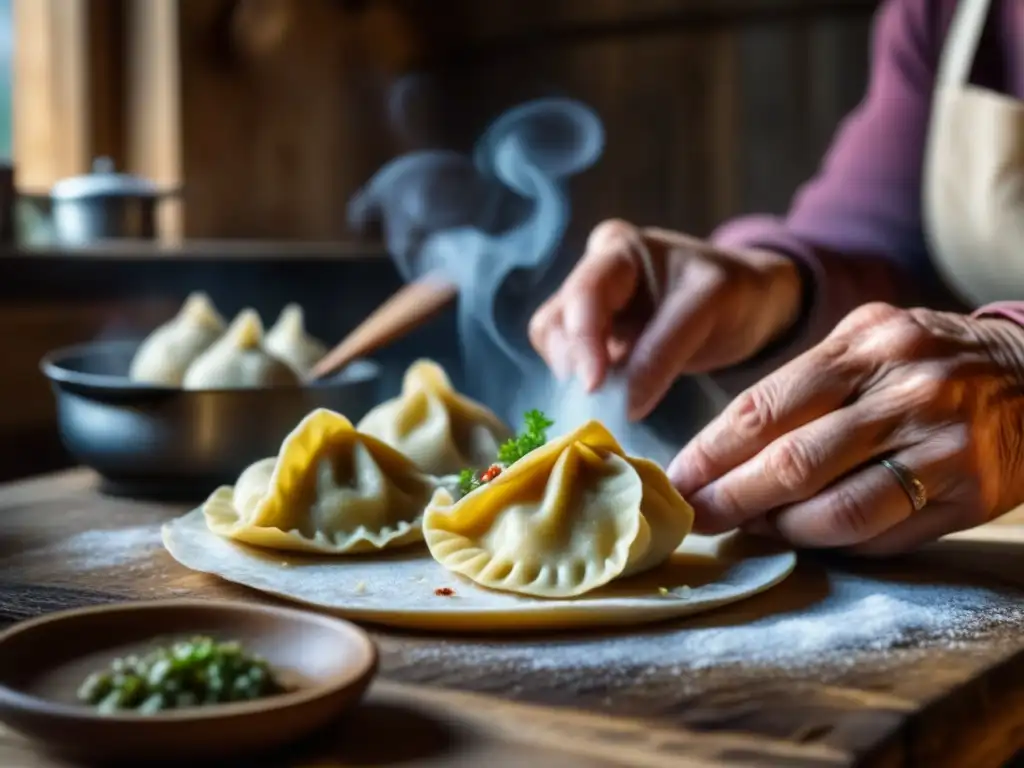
[309,274,458,380]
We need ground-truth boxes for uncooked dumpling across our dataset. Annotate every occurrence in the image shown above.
[357,360,511,476]
[203,408,437,554]
[129,292,225,385]
[265,303,327,375]
[423,420,694,598]
[182,309,300,390]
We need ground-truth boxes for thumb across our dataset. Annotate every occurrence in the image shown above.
[624,276,718,419]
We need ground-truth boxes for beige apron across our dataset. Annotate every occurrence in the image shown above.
[923,0,1024,305]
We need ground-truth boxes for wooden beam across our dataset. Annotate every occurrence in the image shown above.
[125,0,183,242]
[12,0,126,193]
[12,0,91,191]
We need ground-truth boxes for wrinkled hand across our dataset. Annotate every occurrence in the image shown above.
[668,303,1024,554]
[528,219,803,419]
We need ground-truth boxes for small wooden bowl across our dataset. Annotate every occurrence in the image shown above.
[0,599,377,763]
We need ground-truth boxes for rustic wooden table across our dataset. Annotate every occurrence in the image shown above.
[2,470,1024,767]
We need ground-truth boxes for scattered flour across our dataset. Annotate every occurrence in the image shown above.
[2,525,164,572]
[393,571,1024,673]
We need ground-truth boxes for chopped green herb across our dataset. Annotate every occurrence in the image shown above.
[455,410,554,499]
[454,409,552,499]
[77,636,287,714]
[497,410,554,466]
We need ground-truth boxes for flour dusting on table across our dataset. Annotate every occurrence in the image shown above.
[392,571,1024,673]
[0,525,163,573]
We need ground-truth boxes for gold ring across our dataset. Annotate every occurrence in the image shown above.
[879,459,928,512]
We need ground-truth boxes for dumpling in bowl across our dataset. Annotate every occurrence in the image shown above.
[182,309,300,390]
[357,360,511,476]
[423,420,694,598]
[129,292,225,385]
[265,303,328,375]
[203,408,436,553]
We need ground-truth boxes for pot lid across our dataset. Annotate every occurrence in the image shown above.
[50,157,161,200]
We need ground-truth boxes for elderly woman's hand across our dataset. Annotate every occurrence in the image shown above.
[668,303,1024,554]
[528,219,803,419]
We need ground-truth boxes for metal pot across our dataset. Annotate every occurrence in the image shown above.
[40,340,383,500]
[39,158,178,245]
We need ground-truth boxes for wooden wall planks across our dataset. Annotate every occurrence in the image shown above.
[9,0,877,239]
[165,0,876,240]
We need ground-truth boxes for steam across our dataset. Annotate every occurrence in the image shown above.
[349,97,676,464]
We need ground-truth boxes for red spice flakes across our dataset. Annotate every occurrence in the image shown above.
[480,464,503,483]
[434,587,456,597]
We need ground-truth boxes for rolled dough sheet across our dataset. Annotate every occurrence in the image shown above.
[163,509,796,632]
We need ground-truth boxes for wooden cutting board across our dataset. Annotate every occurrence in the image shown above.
[3,470,1024,767]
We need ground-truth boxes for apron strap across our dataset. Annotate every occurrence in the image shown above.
[936,0,993,88]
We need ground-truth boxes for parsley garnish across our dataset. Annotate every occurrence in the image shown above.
[497,409,554,465]
[455,410,554,497]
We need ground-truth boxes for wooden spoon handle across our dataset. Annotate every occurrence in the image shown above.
[309,275,458,379]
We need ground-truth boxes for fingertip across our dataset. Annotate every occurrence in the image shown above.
[666,452,688,488]
[667,446,709,501]
[561,291,597,336]
[560,302,604,375]
[574,349,605,392]
[625,309,692,408]
[686,488,749,536]
[626,394,654,422]
[624,363,668,422]
[545,330,574,381]
[551,358,572,382]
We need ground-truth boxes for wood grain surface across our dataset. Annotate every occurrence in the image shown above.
[2,470,1024,767]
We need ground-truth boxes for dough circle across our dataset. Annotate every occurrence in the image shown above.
[162,508,796,632]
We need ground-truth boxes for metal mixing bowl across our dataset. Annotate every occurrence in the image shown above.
[40,340,382,499]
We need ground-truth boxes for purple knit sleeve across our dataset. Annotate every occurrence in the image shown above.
[708,0,944,393]
[974,302,1024,328]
